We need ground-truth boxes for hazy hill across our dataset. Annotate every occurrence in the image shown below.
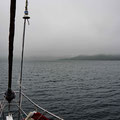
[65,55,120,60]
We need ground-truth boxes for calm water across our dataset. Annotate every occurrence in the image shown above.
[0,60,120,120]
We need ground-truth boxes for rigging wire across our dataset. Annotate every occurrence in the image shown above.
[18,0,30,119]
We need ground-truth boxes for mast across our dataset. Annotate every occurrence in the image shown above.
[5,0,16,103]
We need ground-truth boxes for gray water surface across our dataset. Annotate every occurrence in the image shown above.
[0,60,120,120]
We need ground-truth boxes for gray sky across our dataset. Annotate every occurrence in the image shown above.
[0,0,120,58]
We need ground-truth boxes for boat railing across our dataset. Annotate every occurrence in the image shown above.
[0,91,64,120]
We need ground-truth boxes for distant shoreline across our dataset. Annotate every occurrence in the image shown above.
[1,54,120,61]
[62,54,120,61]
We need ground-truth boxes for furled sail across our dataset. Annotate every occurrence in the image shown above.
[5,0,16,103]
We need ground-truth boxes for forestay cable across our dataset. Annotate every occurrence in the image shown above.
[18,0,30,111]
